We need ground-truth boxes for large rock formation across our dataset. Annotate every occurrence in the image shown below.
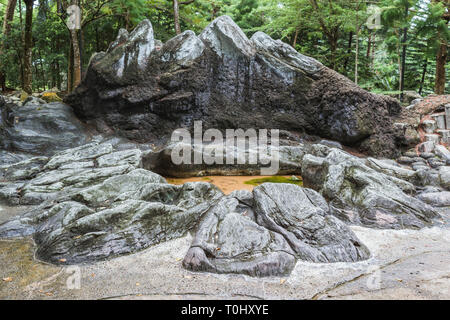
[66,16,402,158]
[0,140,370,275]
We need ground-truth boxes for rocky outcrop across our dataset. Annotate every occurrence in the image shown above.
[183,184,369,277]
[0,139,370,274]
[0,139,224,264]
[145,138,305,178]
[0,96,91,158]
[183,191,298,277]
[66,16,402,158]
[301,144,440,229]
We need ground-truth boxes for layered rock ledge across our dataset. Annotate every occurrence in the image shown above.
[0,140,372,276]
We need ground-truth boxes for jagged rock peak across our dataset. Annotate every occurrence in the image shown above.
[160,30,205,67]
[251,31,323,74]
[94,19,155,79]
[199,15,256,57]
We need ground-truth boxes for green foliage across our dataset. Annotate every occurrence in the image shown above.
[244,176,304,187]
[0,0,448,94]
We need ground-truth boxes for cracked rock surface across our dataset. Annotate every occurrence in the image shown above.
[0,140,370,275]
[301,144,441,230]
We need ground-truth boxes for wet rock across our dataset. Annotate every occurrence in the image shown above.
[67,17,402,158]
[422,120,437,134]
[0,100,90,155]
[397,156,415,165]
[200,16,255,57]
[183,184,369,277]
[435,145,450,165]
[319,140,343,149]
[420,152,435,160]
[404,151,418,158]
[94,19,155,82]
[160,30,205,67]
[366,158,417,183]
[439,166,450,190]
[0,157,48,181]
[417,192,450,207]
[0,139,370,274]
[253,184,370,262]
[44,143,114,170]
[428,158,446,169]
[183,191,297,277]
[418,141,435,153]
[419,186,443,194]
[0,141,148,206]
[412,162,429,171]
[0,150,31,166]
[144,140,305,178]
[412,157,427,164]
[404,126,420,146]
[0,165,223,264]
[301,145,440,229]
[416,169,441,188]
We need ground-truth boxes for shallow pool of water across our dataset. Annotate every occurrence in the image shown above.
[166,175,302,195]
[0,205,32,224]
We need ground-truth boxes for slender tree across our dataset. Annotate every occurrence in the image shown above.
[434,0,449,94]
[23,0,34,94]
[0,0,18,91]
[69,0,82,90]
[173,0,195,35]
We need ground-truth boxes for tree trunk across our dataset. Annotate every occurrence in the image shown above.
[343,31,353,75]
[433,0,449,94]
[366,34,372,59]
[70,29,82,90]
[355,29,359,85]
[330,37,338,70]
[0,0,18,92]
[292,27,300,48]
[435,41,448,94]
[173,0,181,35]
[68,40,73,92]
[419,59,428,95]
[370,35,376,69]
[434,0,449,95]
[23,0,34,94]
[68,0,81,91]
[38,47,46,90]
[399,5,409,102]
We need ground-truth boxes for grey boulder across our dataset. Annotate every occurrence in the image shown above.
[301,145,440,229]
[0,99,90,155]
[183,184,370,277]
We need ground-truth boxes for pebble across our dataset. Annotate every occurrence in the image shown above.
[397,156,414,165]
[420,152,435,159]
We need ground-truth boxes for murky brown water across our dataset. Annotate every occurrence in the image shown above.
[166,176,300,195]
